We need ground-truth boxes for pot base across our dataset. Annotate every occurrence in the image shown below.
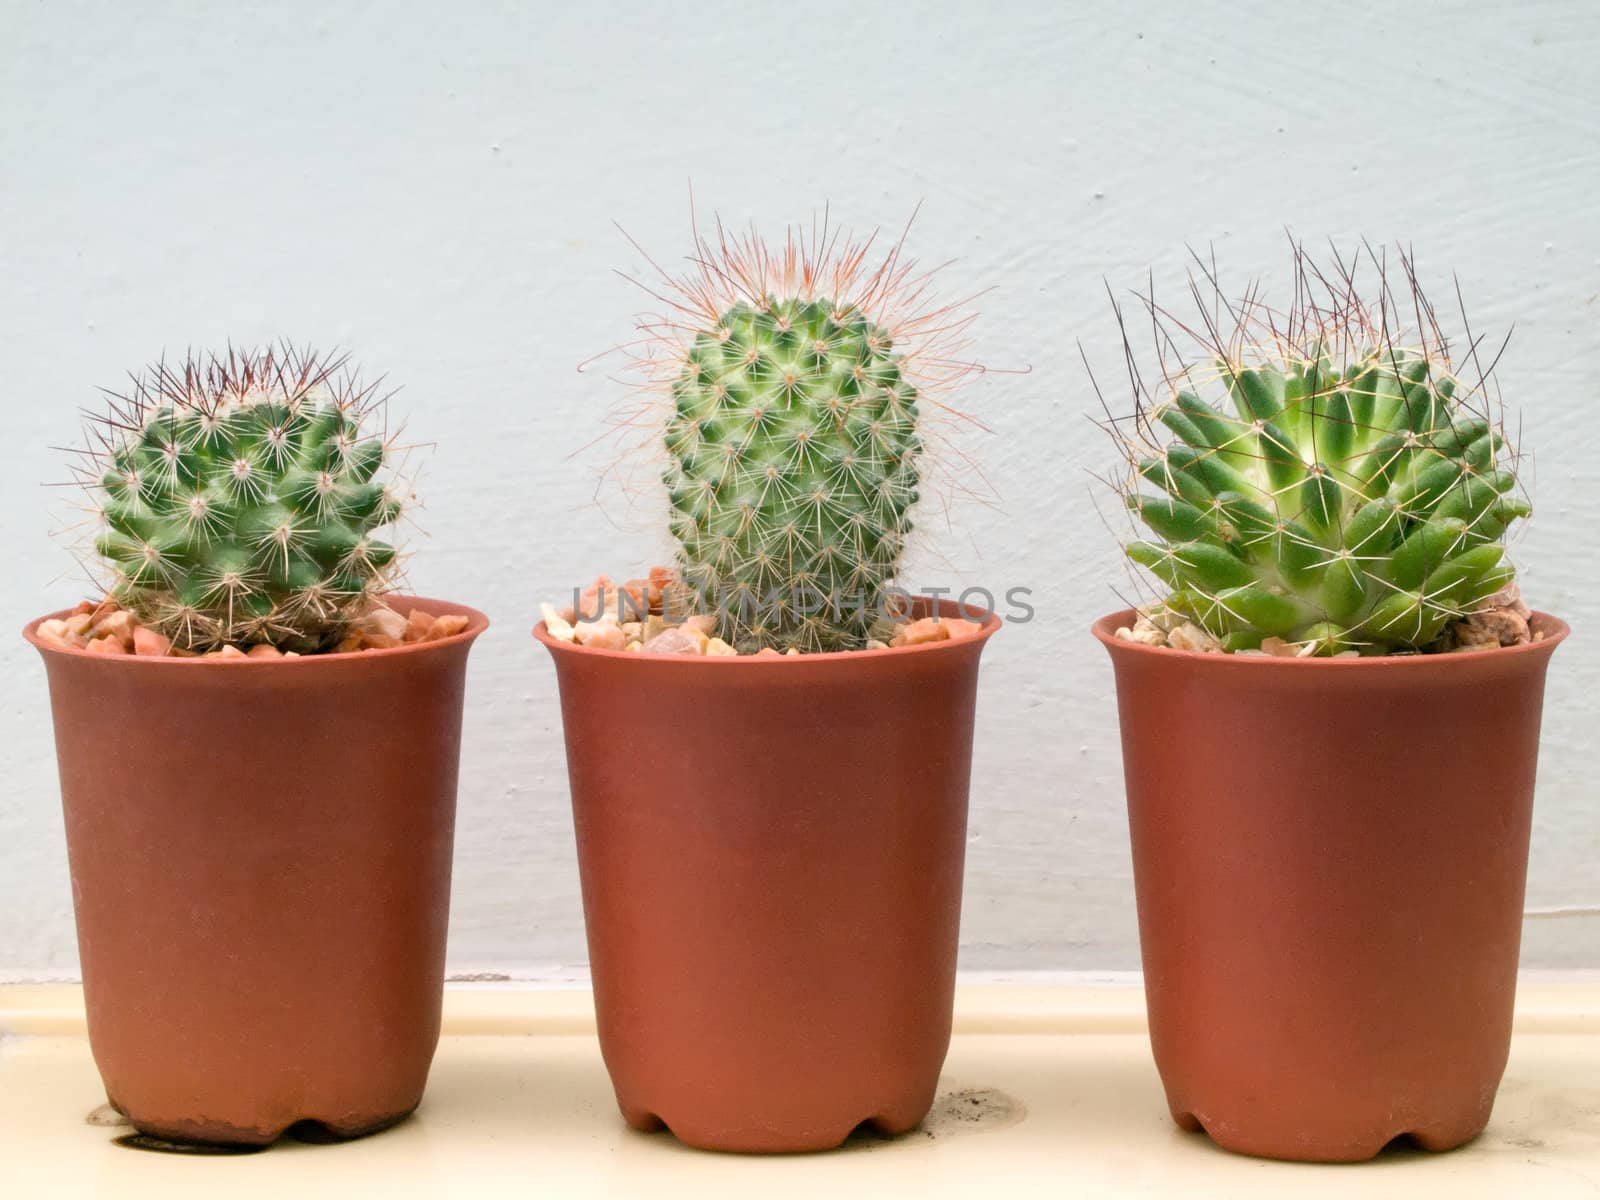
[620,1097,929,1154]
[114,1101,419,1149]
[1171,1100,1491,1163]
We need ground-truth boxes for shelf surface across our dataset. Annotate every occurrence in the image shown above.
[2,981,1598,1198]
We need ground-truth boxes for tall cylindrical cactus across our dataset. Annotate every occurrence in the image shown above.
[627,220,976,653]
[78,346,407,654]
[1102,245,1528,655]
[665,296,921,652]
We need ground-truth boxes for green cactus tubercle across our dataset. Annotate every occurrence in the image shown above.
[1126,346,1527,654]
[91,352,403,653]
[664,296,921,652]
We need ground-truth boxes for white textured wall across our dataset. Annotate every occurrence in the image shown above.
[2,0,1595,980]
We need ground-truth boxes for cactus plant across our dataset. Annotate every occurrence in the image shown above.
[76,345,407,654]
[1100,244,1528,655]
[622,219,979,653]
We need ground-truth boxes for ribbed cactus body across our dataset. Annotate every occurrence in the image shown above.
[664,296,921,651]
[91,350,402,653]
[1127,346,1527,654]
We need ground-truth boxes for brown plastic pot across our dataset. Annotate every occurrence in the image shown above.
[1094,608,1568,1162]
[535,599,1000,1152]
[23,595,487,1146]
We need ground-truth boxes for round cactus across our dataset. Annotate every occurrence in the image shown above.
[1105,246,1528,655]
[665,294,921,652]
[81,346,407,653]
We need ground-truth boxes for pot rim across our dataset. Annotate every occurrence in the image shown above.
[1091,606,1569,667]
[21,593,489,666]
[534,596,1001,666]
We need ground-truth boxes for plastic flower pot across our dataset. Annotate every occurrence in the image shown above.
[23,595,487,1146]
[536,599,1000,1152]
[1094,608,1568,1162]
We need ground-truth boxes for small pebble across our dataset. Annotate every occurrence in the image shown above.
[1453,607,1530,649]
[405,607,436,643]
[641,625,704,655]
[893,617,950,647]
[36,618,72,647]
[616,579,652,620]
[427,613,471,640]
[574,573,620,622]
[541,603,577,643]
[1113,612,1166,646]
[132,627,172,657]
[91,610,138,648]
[646,566,675,608]
[574,617,627,651]
[1166,622,1222,654]
[360,606,408,642]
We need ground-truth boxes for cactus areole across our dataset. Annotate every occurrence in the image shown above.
[82,346,406,654]
[1106,246,1531,655]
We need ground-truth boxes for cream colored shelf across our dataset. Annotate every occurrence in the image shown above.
[3,981,1598,1198]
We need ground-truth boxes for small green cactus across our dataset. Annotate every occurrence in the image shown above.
[629,220,974,653]
[1101,245,1528,655]
[79,346,407,653]
[665,295,920,651]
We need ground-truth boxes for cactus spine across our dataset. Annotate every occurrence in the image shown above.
[1103,245,1528,655]
[80,346,407,653]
